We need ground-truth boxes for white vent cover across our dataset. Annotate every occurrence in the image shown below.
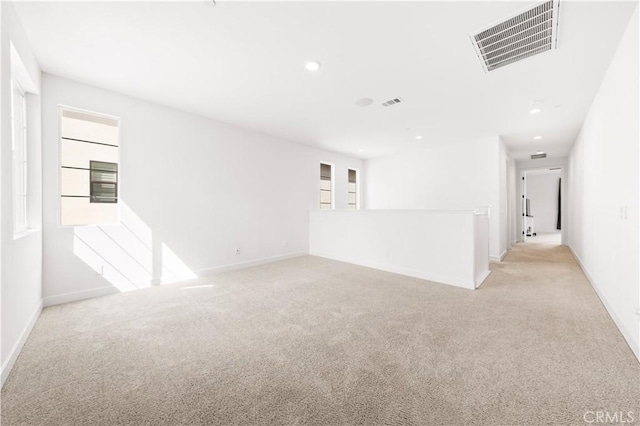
[382,97,403,107]
[531,153,547,159]
[470,0,560,72]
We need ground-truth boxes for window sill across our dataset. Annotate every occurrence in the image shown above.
[13,228,40,241]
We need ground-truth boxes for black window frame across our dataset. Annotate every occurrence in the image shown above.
[89,160,118,204]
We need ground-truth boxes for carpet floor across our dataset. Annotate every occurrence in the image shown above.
[2,243,638,425]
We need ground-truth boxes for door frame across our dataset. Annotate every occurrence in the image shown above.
[518,164,567,245]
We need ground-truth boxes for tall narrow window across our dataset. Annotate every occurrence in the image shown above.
[348,169,358,210]
[60,108,119,226]
[320,163,333,210]
[11,79,28,234]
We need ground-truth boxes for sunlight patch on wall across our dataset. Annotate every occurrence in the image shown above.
[73,235,139,292]
[74,224,153,291]
[161,243,197,284]
[72,201,196,292]
[120,202,152,249]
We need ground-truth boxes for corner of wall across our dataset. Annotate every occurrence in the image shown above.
[0,300,42,387]
[1,0,44,387]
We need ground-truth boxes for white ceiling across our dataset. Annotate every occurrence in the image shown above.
[13,1,637,160]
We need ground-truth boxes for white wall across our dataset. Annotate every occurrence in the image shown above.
[309,209,490,290]
[41,74,363,304]
[526,172,561,233]
[567,6,639,360]
[363,136,504,260]
[1,2,43,386]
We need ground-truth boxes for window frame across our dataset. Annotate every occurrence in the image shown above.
[348,168,359,210]
[11,78,28,235]
[57,105,122,228]
[319,162,335,210]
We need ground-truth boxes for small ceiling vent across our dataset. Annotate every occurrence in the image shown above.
[470,0,560,72]
[382,97,403,107]
[531,153,547,159]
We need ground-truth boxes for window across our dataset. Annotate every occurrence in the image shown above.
[60,108,120,226]
[90,161,118,203]
[11,79,28,234]
[348,169,358,210]
[320,163,333,210]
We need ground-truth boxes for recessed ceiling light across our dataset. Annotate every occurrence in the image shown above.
[358,149,364,153]
[529,100,543,114]
[536,150,545,155]
[533,136,543,140]
[355,98,373,107]
[305,60,321,72]
[415,135,423,140]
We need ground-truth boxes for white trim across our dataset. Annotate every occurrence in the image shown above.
[197,251,308,276]
[490,249,508,262]
[43,285,118,307]
[475,270,492,289]
[1,301,42,387]
[568,244,640,363]
[519,164,567,245]
[11,78,29,235]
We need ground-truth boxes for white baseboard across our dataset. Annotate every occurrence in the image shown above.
[43,252,309,307]
[475,270,492,289]
[1,300,43,388]
[43,286,118,307]
[197,251,308,276]
[309,252,476,290]
[567,244,639,363]
[490,249,508,262]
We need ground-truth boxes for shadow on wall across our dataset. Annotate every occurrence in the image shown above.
[72,201,196,292]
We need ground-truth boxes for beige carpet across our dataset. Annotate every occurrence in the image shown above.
[2,244,638,425]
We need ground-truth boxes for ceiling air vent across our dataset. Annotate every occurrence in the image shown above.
[470,0,560,72]
[382,97,403,107]
[531,153,547,159]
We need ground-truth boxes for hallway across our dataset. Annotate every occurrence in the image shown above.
[485,243,639,421]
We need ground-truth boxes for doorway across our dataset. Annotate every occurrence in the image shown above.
[521,168,563,245]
